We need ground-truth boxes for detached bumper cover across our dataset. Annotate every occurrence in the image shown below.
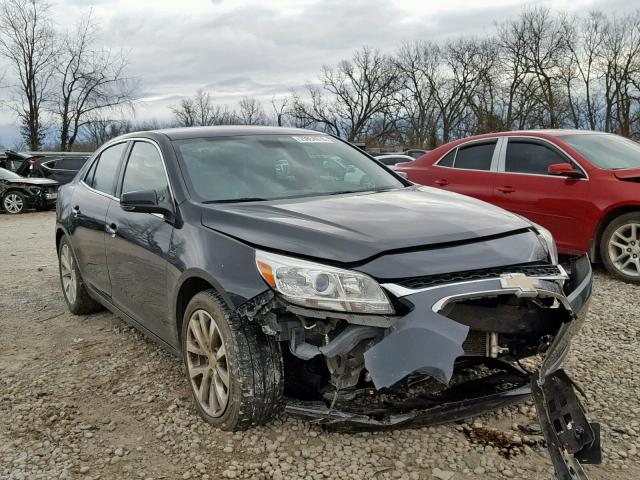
[530,256,601,479]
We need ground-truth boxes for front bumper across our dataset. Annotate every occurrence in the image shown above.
[284,255,600,478]
[34,189,57,208]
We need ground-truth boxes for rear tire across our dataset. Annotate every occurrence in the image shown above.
[58,236,103,314]
[600,212,640,284]
[182,290,283,430]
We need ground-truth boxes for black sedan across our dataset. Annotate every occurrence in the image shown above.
[0,167,58,214]
[55,127,599,479]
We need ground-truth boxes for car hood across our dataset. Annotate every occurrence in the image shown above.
[200,186,532,264]
[5,177,58,186]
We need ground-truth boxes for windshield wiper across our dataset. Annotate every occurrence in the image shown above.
[327,188,395,196]
[203,197,268,204]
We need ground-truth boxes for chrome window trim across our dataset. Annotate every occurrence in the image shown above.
[79,138,175,210]
[433,137,502,172]
[41,158,87,173]
[121,138,176,206]
[40,159,74,172]
[497,136,589,180]
[80,180,119,201]
[81,139,130,197]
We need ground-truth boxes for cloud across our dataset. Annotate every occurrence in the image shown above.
[0,0,629,145]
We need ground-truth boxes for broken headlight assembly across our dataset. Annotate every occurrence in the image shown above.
[255,250,394,314]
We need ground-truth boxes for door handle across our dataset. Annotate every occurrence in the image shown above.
[72,205,80,217]
[497,186,515,193]
[105,223,118,237]
[435,179,449,186]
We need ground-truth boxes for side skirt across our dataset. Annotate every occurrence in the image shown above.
[86,284,179,357]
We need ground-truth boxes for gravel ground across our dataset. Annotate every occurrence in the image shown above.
[1,211,639,480]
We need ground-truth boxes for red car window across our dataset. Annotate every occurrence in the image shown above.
[505,141,565,175]
[454,142,495,170]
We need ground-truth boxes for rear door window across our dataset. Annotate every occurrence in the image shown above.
[453,142,496,170]
[62,157,87,171]
[505,140,567,175]
[437,150,455,167]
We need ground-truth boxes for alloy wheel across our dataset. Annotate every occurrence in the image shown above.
[4,193,24,214]
[60,244,77,304]
[608,222,640,277]
[186,309,230,417]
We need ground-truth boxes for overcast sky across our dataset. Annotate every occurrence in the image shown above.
[0,0,629,147]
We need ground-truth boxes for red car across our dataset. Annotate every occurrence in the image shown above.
[396,130,640,283]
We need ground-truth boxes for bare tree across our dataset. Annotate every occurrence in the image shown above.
[600,13,640,136]
[292,47,399,142]
[80,116,175,149]
[171,90,238,127]
[238,96,266,125]
[53,12,135,151]
[271,96,289,126]
[520,7,569,128]
[0,0,57,150]
[395,41,439,148]
[426,39,490,143]
[497,8,569,130]
[80,116,131,147]
[562,12,607,130]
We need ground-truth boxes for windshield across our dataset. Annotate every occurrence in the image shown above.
[0,167,22,180]
[173,134,405,202]
[559,133,640,170]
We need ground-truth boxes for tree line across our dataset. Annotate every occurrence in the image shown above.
[171,7,640,149]
[0,0,134,151]
[2,3,640,151]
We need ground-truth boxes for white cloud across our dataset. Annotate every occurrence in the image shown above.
[0,0,628,146]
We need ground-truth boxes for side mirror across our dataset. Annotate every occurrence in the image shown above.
[548,163,583,178]
[121,190,173,217]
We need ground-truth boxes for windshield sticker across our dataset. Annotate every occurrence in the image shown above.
[292,136,334,144]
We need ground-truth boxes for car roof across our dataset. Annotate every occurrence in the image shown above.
[423,129,613,158]
[458,129,610,142]
[376,154,415,159]
[122,125,325,141]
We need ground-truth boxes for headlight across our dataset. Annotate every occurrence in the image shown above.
[255,250,394,314]
[532,223,558,265]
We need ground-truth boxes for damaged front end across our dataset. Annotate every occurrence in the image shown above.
[242,252,600,479]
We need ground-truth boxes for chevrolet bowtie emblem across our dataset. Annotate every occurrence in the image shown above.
[500,273,542,296]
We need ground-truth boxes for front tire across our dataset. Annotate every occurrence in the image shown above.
[58,236,103,314]
[3,191,27,214]
[182,290,283,430]
[600,212,640,284]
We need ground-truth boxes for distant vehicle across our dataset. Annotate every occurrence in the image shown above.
[375,154,415,167]
[396,130,640,283]
[0,151,90,184]
[0,150,39,176]
[0,167,58,214]
[371,151,401,157]
[404,149,429,159]
[38,156,90,184]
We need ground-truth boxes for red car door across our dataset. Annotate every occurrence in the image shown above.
[418,139,498,203]
[493,137,590,253]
